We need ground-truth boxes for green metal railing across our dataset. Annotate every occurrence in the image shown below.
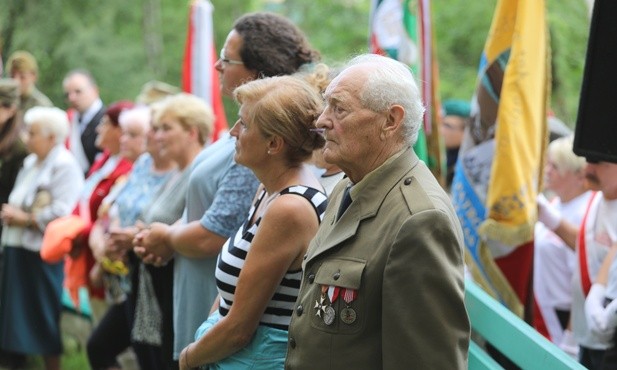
[465,279,586,370]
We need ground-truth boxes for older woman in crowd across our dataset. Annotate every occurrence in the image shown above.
[88,105,154,298]
[132,93,213,369]
[179,75,327,370]
[57,101,135,348]
[534,135,592,351]
[0,106,84,370]
[86,105,176,370]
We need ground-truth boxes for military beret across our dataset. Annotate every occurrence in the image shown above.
[443,99,471,118]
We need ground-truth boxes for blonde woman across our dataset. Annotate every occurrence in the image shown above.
[180,76,327,370]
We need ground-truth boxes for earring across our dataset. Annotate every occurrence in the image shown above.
[267,150,272,155]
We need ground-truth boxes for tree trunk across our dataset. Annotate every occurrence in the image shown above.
[142,0,165,76]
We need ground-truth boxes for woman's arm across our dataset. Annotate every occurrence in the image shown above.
[172,167,260,259]
[179,195,318,369]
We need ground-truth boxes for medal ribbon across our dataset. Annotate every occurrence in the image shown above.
[342,288,358,304]
[327,286,340,303]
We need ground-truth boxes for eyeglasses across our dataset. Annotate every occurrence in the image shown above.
[219,48,244,66]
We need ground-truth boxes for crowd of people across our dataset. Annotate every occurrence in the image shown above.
[0,8,615,370]
[0,11,468,370]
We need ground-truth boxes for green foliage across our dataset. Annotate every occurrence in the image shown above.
[433,1,495,102]
[0,0,589,128]
[547,0,590,125]
[261,0,371,65]
[434,0,589,126]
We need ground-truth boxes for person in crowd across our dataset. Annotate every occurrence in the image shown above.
[441,99,470,189]
[135,80,181,105]
[55,101,135,351]
[585,242,617,369]
[131,93,213,369]
[87,89,180,369]
[178,75,327,370]
[533,135,591,354]
[301,63,344,195]
[215,12,321,97]
[87,106,175,369]
[63,69,106,173]
[0,79,27,240]
[86,105,175,370]
[5,50,53,116]
[133,12,319,366]
[0,78,28,368]
[311,146,344,196]
[538,158,617,369]
[0,106,84,370]
[285,54,470,369]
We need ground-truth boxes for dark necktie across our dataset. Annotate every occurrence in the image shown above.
[77,114,84,134]
[337,186,353,221]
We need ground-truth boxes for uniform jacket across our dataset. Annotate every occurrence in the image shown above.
[286,147,470,370]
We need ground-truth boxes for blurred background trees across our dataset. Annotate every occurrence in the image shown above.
[1,0,589,126]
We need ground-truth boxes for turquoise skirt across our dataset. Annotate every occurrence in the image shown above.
[194,311,288,369]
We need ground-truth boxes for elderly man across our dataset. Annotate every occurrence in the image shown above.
[62,69,105,174]
[285,54,470,369]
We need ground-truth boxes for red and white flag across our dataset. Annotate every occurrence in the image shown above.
[182,0,227,142]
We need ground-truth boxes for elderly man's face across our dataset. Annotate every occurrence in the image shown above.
[316,67,385,177]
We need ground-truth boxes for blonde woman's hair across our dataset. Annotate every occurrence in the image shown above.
[154,93,214,145]
[234,76,325,166]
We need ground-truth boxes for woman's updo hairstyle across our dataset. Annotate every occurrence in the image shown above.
[234,75,326,166]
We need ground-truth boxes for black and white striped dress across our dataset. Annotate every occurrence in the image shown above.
[215,185,328,330]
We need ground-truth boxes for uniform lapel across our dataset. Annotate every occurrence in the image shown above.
[305,147,420,263]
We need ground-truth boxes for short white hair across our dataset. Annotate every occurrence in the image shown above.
[24,106,69,144]
[119,105,151,133]
[548,135,586,175]
[347,54,425,145]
